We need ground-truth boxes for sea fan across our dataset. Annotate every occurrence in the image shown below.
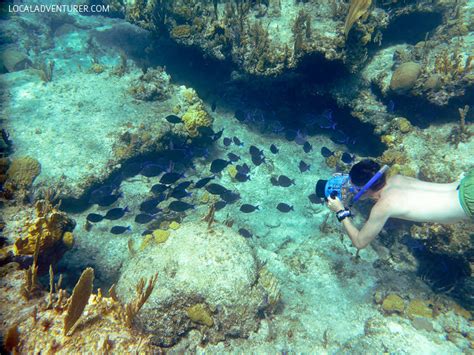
[344,0,372,38]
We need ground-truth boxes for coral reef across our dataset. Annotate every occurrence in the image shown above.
[5,156,41,195]
[116,221,276,346]
[389,62,422,93]
[0,265,159,353]
[129,66,171,101]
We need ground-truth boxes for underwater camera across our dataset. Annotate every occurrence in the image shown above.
[316,165,389,205]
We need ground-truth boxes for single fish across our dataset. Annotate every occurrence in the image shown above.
[110,225,131,234]
[121,162,142,179]
[141,230,153,236]
[234,109,246,122]
[320,147,334,158]
[227,152,240,162]
[151,183,169,194]
[270,144,279,154]
[140,163,164,177]
[197,126,215,137]
[168,200,194,212]
[89,185,116,204]
[235,173,250,182]
[277,203,294,212]
[270,176,279,186]
[240,204,260,213]
[170,189,191,199]
[341,152,355,164]
[210,159,231,174]
[249,145,263,157]
[285,129,297,141]
[105,206,130,220]
[278,175,295,187]
[194,176,215,188]
[205,183,230,195]
[96,193,123,207]
[174,181,193,191]
[140,198,161,214]
[233,136,244,146]
[299,160,311,173]
[165,114,182,124]
[238,228,253,238]
[236,163,250,175]
[213,128,224,142]
[214,200,227,211]
[221,191,240,204]
[160,172,183,184]
[86,213,104,223]
[308,194,324,204]
[387,99,395,113]
[251,154,265,166]
[211,100,217,112]
[135,213,157,224]
[303,141,313,153]
[223,137,232,147]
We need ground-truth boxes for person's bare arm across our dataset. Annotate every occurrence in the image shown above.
[341,202,390,249]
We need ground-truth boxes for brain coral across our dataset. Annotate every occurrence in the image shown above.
[6,156,41,189]
[390,62,421,93]
[182,103,212,137]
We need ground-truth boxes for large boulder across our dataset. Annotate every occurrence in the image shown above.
[116,221,278,347]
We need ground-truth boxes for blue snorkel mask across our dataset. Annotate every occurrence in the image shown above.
[315,165,389,206]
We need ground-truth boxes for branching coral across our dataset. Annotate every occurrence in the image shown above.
[434,47,473,84]
[448,105,472,147]
[343,0,372,38]
[292,9,312,57]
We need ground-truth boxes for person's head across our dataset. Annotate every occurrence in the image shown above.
[349,159,386,192]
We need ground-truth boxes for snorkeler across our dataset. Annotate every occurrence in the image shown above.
[324,159,473,250]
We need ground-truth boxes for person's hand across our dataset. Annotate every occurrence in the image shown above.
[327,196,344,212]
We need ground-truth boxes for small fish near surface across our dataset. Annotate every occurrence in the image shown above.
[87,213,104,223]
[160,172,183,185]
[165,114,182,124]
[278,175,295,187]
[251,154,265,166]
[170,189,191,199]
[194,176,215,188]
[168,200,194,212]
[223,137,232,147]
[270,176,279,186]
[270,144,279,154]
[214,200,227,211]
[210,159,232,174]
[236,163,250,175]
[174,180,193,191]
[277,203,294,213]
[238,228,253,238]
[151,183,169,195]
[240,204,260,213]
[205,183,230,195]
[105,206,130,220]
[299,160,311,173]
[221,191,240,204]
[110,225,131,235]
[303,141,313,153]
[212,128,224,142]
[341,152,355,164]
[135,213,157,224]
[140,198,161,214]
[320,146,335,158]
[249,145,263,157]
[233,136,244,146]
[235,172,251,182]
[227,152,240,162]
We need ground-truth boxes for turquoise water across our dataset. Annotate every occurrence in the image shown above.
[0,0,473,353]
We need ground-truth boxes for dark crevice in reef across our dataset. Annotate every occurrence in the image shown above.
[149,45,385,156]
[378,11,443,48]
